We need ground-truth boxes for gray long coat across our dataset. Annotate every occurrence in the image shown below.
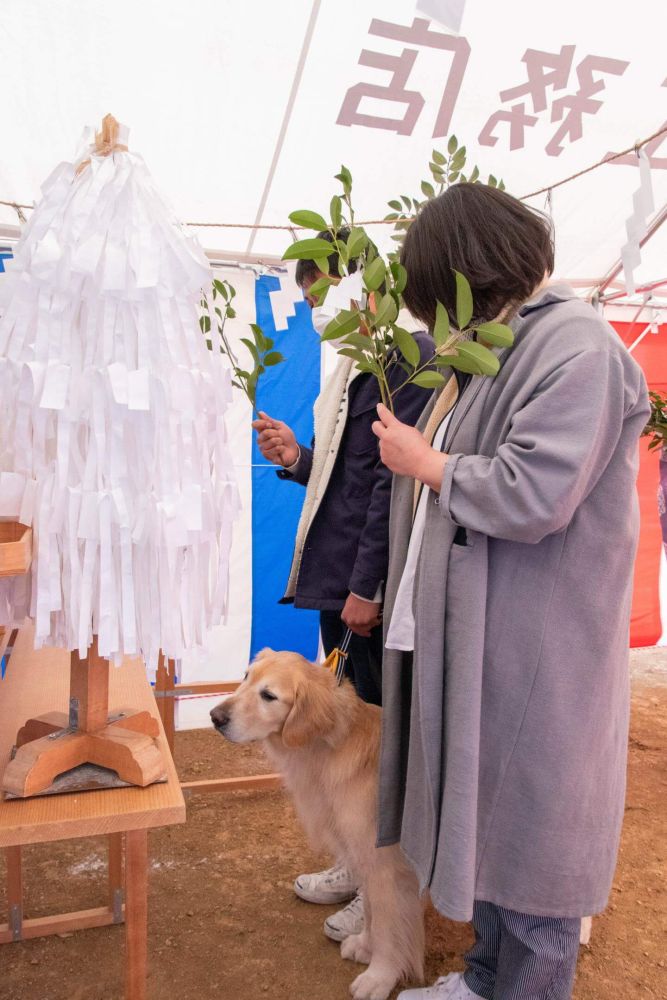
[377,285,649,921]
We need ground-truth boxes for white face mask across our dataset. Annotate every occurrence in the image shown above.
[311,305,350,352]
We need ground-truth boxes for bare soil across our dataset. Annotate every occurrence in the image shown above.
[1,668,665,1000]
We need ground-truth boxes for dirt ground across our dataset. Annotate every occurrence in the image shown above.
[1,651,665,1000]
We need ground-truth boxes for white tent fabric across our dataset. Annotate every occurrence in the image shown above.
[1,1,666,727]
[0,0,665,302]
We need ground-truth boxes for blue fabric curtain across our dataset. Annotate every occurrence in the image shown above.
[250,275,321,660]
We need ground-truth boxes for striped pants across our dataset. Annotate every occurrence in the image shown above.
[463,902,581,1000]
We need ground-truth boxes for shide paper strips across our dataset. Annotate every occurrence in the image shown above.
[0,127,239,674]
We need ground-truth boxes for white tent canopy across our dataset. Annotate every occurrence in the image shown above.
[1,0,666,309]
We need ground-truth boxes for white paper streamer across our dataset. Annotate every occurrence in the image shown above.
[0,130,240,675]
[620,148,655,296]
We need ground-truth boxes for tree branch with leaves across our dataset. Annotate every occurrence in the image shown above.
[643,391,667,453]
[283,156,513,413]
[200,277,284,416]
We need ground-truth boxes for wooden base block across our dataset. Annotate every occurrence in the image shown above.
[3,717,164,798]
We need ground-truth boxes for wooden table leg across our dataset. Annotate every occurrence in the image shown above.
[6,846,23,941]
[109,833,124,923]
[124,829,148,1000]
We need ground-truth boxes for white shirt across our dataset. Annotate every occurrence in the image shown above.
[385,413,453,652]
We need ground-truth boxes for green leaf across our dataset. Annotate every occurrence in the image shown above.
[469,165,480,183]
[346,227,368,259]
[447,171,460,184]
[213,278,229,300]
[334,165,352,195]
[451,147,467,169]
[454,270,474,329]
[241,337,261,365]
[321,309,361,342]
[393,327,420,367]
[433,301,450,348]
[315,257,331,276]
[401,195,412,209]
[341,332,372,351]
[488,174,498,188]
[412,371,446,388]
[456,340,500,377]
[447,134,458,154]
[200,315,211,334]
[389,261,408,295]
[337,347,368,365]
[227,306,236,319]
[288,209,329,231]
[250,323,268,351]
[421,180,436,198]
[388,199,402,211]
[363,257,386,292]
[282,237,335,261]
[498,179,506,192]
[307,276,334,301]
[432,149,446,165]
[330,195,343,230]
[475,322,515,348]
[374,292,399,329]
[263,351,284,366]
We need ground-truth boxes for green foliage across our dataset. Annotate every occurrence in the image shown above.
[200,276,284,414]
[283,237,336,261]
[454,271,474,329]
[385,134,506,259]
[282,164,515,413]
[288,209,329,231]
[643,391,667,451]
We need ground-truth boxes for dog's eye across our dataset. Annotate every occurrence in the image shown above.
[260,689,278,702]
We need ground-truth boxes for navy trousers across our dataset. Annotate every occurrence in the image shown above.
[464,902,580,1000]
[319,610,383,706]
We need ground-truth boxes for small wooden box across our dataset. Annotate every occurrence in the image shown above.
[0,522,32,577]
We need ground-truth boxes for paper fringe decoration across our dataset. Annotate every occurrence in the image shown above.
[620,148,655,296]
[0,131,239,673]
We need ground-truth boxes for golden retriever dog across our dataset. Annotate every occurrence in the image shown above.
[211,648,424,1000]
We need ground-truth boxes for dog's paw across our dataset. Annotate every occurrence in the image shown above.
[341,932,372,965]
[350,965,398,1000]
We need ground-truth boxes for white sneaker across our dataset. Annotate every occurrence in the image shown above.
[399,972,483,1000]
[323,891,365,941]
[293,862,358,905]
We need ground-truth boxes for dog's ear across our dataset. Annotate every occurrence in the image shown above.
[282,674,336,749]
[253,647,274,662]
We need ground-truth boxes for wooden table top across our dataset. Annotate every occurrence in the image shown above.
[0,626,185,847]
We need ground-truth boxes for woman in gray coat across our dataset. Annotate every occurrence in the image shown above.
[372,185,649,1000]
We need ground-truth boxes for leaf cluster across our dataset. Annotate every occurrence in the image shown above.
[200,277,284,413]
[282,160,514,411]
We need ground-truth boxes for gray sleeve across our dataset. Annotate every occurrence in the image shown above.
[439,349,645,544]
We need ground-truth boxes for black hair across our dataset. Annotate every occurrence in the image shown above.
[295,228,359,287]
[400,184,555,329]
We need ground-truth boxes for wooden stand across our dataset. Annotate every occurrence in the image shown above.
[0,626,186,1000]
[2,639,164,798]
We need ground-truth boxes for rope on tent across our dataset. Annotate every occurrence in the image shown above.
[2,121,666,229]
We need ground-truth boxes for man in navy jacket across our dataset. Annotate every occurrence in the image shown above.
[253,232,433,941]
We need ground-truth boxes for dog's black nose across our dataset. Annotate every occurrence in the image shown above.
[210,705,230,729]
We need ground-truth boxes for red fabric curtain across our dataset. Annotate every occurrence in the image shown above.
[612,320,667,647]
